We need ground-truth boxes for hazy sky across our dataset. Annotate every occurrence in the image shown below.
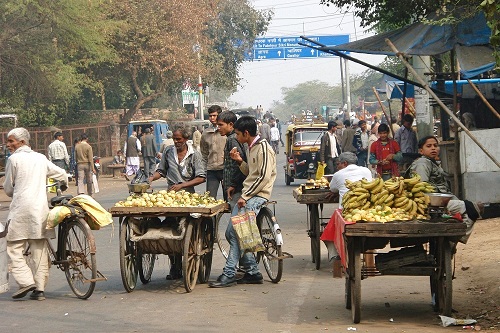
[229,0,385,110]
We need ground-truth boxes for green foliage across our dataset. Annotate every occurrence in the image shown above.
[480,0,500,71]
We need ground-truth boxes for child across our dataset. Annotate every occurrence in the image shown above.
[216,111,247,207]
[209,116,277,288]
[369,123,402,180]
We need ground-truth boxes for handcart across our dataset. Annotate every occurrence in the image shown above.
[293,188,338,269]
[110,203,225,293]
[329,209,467,323]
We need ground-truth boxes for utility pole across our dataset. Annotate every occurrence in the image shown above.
[345,59,352,115]
[198,74,204,120]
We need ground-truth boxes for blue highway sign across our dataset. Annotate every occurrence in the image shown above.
[246,35,349,61]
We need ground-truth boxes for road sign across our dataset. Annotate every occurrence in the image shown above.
[246,35,349,61]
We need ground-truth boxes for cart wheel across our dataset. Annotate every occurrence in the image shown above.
[183,218,201,292]
[215,212,230,259]
[309,204,321,269]
[345,276,352,309]
[138,249,155,284]
[350,238,361,324]
[198,218,214,284]
[437,241,453,316]
[256,207,283,283]
[119,217,138,292]
[285,173,292,186]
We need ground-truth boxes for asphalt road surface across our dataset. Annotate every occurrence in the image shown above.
[1,152,454,332]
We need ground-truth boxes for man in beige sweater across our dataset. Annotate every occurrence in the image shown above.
[75,133,95,196]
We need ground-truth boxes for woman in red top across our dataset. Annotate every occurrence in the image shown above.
[369,123,403,180]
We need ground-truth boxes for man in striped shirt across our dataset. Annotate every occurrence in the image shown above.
[47,132,70,171]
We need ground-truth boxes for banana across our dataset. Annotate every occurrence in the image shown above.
[394,196,408,204]
[353,188,369,195]
[404,175,420,186]
[376,194,389,206]
[414,197,425,204]
[424,194,430,205]
[384,193,394,203]
[357,193,370,201]
[413,192,424,198]
[424,185,435,193]
[411,186,425,194]
[417,206,426,215]
[413,182,429,188]
[370,193,379,203]
[361,201,371,210]
[403,199,413,212]
[394,197,409,208]
[371,179,385,193]
[410,201,418,215]
[361,178,380,190]
[398,179,405,195]
[385,200,394,207]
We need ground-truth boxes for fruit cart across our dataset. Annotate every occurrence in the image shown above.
[293,186,338,270]
[328,209,466,324]
[109,203,225,293]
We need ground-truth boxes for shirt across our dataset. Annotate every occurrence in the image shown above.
[328,132,339,158]
[157,145,206,191]
[270,127,280,141]
[394,126,417,153]
[329,164,373,208]
[47,139,70,165]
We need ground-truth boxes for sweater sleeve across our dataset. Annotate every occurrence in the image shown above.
[241,142,274,201]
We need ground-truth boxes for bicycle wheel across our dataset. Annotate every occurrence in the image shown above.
[257,207,283,283]
[215,212,230,259]
[120,217,138,292]
[198,218,214,284]
[62,218,96,299]
[138,249,155,284]
[183,219,201,292]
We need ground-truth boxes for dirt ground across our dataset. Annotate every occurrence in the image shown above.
[453,217,500,330]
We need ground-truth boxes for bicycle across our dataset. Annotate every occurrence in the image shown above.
[214,201,289,283]
[23,181,104,299]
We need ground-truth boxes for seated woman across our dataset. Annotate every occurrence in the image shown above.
[148,127,206,279]
[410,136,484,243]
[369,123,402,181]
[112,150,125,165]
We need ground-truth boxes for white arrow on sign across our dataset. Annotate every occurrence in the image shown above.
[278,50,281,57]
[310,49,315,56]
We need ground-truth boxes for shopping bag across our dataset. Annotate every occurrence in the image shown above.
[92,173,100,193]
[231,209,265,255]
[316,162,326,180]
[47,178,57,193]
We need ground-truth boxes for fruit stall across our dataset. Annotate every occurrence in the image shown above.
[109,188,226,293]
[320,176,467,323]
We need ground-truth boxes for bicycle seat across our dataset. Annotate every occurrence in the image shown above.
[50,195,73,207]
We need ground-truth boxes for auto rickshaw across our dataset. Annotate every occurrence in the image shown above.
[283,117,328,185]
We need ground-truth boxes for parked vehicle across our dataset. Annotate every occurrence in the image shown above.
[283,119,328,185]
[127,120,170,152]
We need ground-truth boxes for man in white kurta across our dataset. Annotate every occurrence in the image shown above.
[3,128,68,300]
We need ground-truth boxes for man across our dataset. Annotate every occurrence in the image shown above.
[200,105,226,199]
[389,116,400,139]
[371,116,380,137]
[209,116,276,288]
[340,119,356,153]
[352,119,370,167]
[319,120,341,175]
[192,126,202,152]
[140,128,157,177]
[3,127,68,300]
[259,118,271,142]
[47,131,70,171]
[216,111,247,210]
[75,133,95,196]
[124,131,141,181]
[148,127,206,279]
[394,114,418,154]
[276,118,285,147]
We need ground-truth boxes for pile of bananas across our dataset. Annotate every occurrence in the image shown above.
[114,190,224,208]
[342,174,435,222]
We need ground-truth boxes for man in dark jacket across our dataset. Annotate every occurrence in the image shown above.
[320,120,341,174]
[141,128,157,176]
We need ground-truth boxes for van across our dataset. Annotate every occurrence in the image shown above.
[127,120,170,151]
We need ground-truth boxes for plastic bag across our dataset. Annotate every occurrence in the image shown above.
[316,162,326,180]
[131,169,148,184]
[231,209,265,255]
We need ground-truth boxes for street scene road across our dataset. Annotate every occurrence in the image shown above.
[2,152,497,333]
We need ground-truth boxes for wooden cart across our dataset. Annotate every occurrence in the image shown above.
[329,209,466,323]
[293,188,338,269]
[110,203,225,293]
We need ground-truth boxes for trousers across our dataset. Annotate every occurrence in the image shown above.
[7,239,49,291]
[77,162,93,196]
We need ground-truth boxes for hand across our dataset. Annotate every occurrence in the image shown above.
[169,183,184,192]
[147,176,154,183]
[237,197,246,208]
[230,147,243,164]
[227,186,235,200]
[386,153,394,160]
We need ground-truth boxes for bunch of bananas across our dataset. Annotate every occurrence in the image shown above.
[342,174,436,222]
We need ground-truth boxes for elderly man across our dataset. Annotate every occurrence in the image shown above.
[3,128,68,300]
[47,131,70,171]
[140,128,157,177]
[124,131,141,180]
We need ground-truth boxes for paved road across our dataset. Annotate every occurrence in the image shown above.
[1,153,450,332]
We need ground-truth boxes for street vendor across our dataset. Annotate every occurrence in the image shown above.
[148,127,206,279]
[409,136,484,243]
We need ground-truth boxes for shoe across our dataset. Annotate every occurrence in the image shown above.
[30,290,45,301]
[236,272,263,284]
[209,275,236,288]
[12,284,36,299]
[166,269,182,280]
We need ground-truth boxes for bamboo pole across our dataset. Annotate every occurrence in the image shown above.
[385,38,500,169]
[392,83,416,116]
[372,87,395,138]
[466,79,500,121]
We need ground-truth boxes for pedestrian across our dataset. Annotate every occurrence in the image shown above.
[270,122,280,154]
[140,128,157,177]
[352,119,370,167]
[3,127,68,300]
[70,137,81,184]
[148,127,206,280]
[200,105,226,199]
[47,131,70,171]
[371,116,380,137]
[216,111,247,210]
[340,119,356,153]
[209,116,276,288]
[192,126,202,152]
[276,119,285,147]
[123,131,141,181]
[259,118,271,142]
[319,120,341,174]
[394,114,418,168]
[75,133,95,196]
[369,124,402,180]
[389,116,400,139]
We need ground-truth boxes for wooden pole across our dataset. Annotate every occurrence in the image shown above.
[392,83,416,116]
[385,38,500,169]
[466,79,500,121]
[372,87,395,138]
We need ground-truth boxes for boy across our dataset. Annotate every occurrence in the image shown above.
[209,116,277,288]
[368,123,402,180]
[216,111,247,209]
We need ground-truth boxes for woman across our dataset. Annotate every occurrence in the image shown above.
[410,136,483,243]
[369,123,402,180]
